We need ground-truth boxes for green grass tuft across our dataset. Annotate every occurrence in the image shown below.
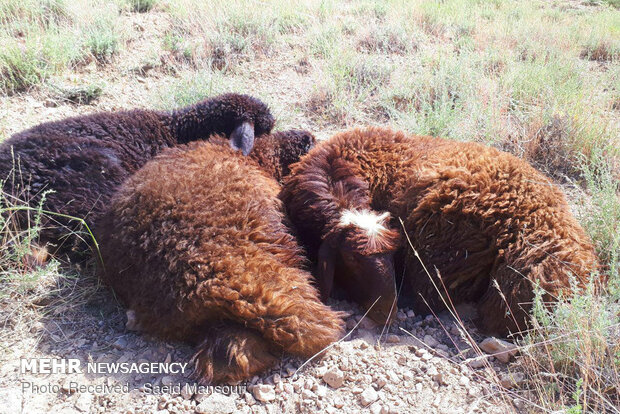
[127,0,156,13]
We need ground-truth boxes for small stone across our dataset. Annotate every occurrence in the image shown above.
[301,389,315,400]
[479,337,518,363]
[180,384,194,400]
[284,363,296,377]
[293,380,303,392]
[370,402,383,414]
[283,384,294,394]
[244,393,256,406]
[397,355,407,365]
[112,337,128,350]
[74,393,92,412]
[351,387,364,394]
[396,311,407,321]
[435,349,450,358]
[360,387,379,406]
[406,310,416,318]
[60,378,74,393]
[513,398,525,409]
[423,335,439,348]
[387,371,399,383]
[323,367,345,389]
[333,396,345,408]
[360,318,378,330]
[466,357,486,369]
[252,384,276,402]
[436,344,449,352]
[125,309,139,331]
[499,372,525,389]
[386,335,400,343]
[459,376,470,387]
[195,394,236,414]
[315,385,327,398]
[375,376,387,389]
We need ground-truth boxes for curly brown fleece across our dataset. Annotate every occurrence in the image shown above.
[96,132,343,384]
[250,129,315,183]
[282,127,601,336]
[0,93,274,257]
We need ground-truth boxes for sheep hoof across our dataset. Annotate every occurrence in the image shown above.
[191,326,279,384]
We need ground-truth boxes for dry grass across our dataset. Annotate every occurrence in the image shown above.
[0,166,104,349]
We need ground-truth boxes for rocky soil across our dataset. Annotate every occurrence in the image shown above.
[0,283,528,414]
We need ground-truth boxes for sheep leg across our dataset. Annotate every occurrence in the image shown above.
[191,323,280,384]
[476,262,534,336]
[402,209,497,317]
[476,235,596,337]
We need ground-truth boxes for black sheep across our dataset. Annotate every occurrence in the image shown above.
[0,93,274,257]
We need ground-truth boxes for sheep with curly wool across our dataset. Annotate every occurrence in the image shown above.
[0,93,274,257]
[281,127,601,335]
[95,130,343,384]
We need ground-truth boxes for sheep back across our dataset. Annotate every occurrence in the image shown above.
[96,139,343,382]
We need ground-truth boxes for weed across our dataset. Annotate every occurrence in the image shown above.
[127,0,156,13]
[0,0,122,93]
[47,83,103,105]
[85,17,119,62]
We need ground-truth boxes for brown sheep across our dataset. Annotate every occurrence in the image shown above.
[282,127,601,336]
[95,130,343,384]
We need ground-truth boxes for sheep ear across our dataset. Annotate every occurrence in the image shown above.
[230,122,254,156]
[316,241,336,302]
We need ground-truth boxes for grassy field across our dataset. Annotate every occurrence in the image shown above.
[1,0,619,412]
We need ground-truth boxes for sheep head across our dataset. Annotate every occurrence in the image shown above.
[317,209,400,324]
[250,129,316,182]
[172,93,275,155]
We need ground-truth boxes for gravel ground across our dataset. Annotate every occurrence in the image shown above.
[0,287,527,414]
